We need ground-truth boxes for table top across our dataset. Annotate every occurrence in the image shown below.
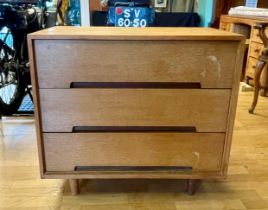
[221,14,268,21]
[28,26,244,41]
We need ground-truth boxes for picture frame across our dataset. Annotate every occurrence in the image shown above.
[154,0,167,8]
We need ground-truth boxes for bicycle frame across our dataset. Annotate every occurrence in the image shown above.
[0,1,49,115]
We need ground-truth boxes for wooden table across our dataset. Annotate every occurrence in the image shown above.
[28,27,244,195]
[220,15,268,96]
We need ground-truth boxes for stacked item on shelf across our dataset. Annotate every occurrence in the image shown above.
[229,6,268,17]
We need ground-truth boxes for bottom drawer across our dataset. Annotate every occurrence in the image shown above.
[43,133,225,172]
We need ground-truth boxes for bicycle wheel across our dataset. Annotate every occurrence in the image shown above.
[0,27,26,116]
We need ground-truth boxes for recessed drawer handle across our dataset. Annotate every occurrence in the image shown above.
[74,166,193,172]
[72,126,197,133]
[70,82,201,89]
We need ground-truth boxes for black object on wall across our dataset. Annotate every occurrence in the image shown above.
[154,12,200,27]
[92,11,200,27]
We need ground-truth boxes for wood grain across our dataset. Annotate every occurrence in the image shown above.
[220,15,268,91]
[221,15,268,26]
[42,171,224,179]
[27,37,46,175]
[43,133,225,172]
[249,42,264,59]
[28,26,244,41]
[69,179,79,195]
[27,27,244,185]
[247,57,258,78]
[252,28,268,43]
[247,57,268,85]
[219,22,231,31]
[221,40,244,176]
[1,90,268,208]
[39,89,231,132]
[34,40,239,89]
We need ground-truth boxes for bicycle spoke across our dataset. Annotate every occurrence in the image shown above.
[0,68,17,105]
[7,84,11,104]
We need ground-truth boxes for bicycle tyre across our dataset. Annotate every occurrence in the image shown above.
[0,28,26,116]
[0,70,25,116]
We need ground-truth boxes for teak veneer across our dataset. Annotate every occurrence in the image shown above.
[28,27,245,195]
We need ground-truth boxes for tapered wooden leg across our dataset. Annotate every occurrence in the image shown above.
[249,60,266,114]
[186,179,198,195]
[69,179,79,195]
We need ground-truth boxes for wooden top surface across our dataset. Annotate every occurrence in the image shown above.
[221,14,268,22]
[28,26,244,41]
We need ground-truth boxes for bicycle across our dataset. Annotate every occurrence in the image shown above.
[0,0,51,115]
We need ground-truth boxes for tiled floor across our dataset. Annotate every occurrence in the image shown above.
[17,94,34,114]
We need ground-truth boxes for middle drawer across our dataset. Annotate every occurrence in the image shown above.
[40,89,230,133]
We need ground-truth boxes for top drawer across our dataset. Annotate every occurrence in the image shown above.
[219,22,231,31]
[34,40,239,89]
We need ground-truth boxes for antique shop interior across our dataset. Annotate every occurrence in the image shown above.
[0,0,268,209]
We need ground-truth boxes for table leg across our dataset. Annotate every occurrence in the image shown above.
[69,179,79,195]
[249,60,266,113]
[186,179,198,195]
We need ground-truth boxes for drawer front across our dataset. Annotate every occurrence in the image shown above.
[34,40,238,88]
[43,133,225,172]
[40,89,230,132]
[246,57,258,78]
[219,22,231,31]
[252,28,268,43]
[249,42,263,59]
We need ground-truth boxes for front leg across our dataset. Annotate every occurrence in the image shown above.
[249,60,266,113]
[186,179,199,195]
[69,179,80,195]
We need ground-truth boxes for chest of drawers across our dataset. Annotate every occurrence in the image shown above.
[28,27,244,195]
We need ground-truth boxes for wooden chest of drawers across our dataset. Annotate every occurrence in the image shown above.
[28,27,244,195]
